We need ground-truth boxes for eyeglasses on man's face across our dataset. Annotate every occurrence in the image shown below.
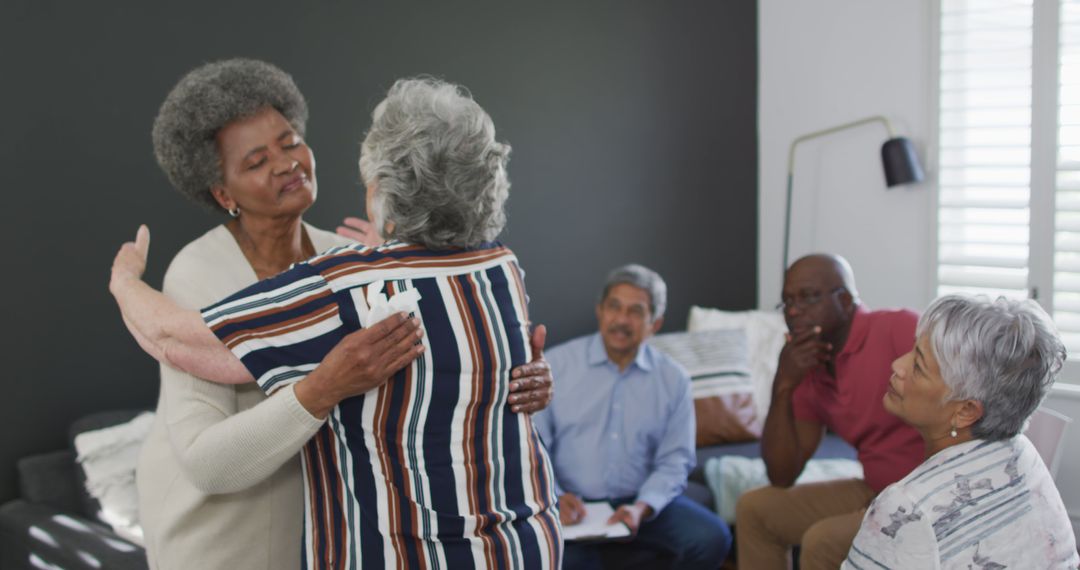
[775,286,847,312]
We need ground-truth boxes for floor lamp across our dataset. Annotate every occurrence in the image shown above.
[782,115,925,272]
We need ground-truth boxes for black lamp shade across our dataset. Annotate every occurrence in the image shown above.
[881,137,924,187]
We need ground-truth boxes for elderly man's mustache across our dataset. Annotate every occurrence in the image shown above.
[606,325,634,337]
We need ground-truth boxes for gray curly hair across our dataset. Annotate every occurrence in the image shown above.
[359,77,511,249]
[152,58,309,212]
[918,294,1066,441]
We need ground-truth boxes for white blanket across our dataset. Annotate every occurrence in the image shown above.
[704,455,863,523]
[74,411,155,545]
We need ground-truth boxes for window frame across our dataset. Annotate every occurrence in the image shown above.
[931,0,1080,383]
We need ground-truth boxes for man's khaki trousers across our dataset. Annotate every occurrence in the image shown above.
[735,478,876,570]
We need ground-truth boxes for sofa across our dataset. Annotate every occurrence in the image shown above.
[0,410,148,570]
[0,407,854,570]
[0,406,851,570]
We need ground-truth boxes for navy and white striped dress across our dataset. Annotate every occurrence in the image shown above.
[843,435,1078,569]
[202,241,562,570]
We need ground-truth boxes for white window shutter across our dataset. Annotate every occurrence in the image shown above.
[937,0,1035,300]
[1056,0,1080,355]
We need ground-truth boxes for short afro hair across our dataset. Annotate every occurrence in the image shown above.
[151,58,309,212]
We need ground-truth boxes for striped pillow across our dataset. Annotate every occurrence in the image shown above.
[650,329,759,445]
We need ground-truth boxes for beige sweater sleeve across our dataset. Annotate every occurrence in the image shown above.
[158,236,325,494]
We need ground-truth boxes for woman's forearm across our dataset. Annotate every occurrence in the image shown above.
[164,370,322,494]
[121,312,169,364]
[110,273,252,384]
[164,335,253,384]
[110,225,251,383]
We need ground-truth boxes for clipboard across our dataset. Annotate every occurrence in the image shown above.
[562,501,633,542]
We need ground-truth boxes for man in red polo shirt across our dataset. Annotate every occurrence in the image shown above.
[735,254,923,570]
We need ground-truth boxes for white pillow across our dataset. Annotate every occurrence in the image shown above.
[73,411,155,545]
[687,307,787,421]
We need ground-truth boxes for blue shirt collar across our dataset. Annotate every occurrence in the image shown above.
[586,332,654,372]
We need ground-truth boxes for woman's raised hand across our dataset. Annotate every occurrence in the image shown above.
[111,225,150,290]
[336,216,384,248]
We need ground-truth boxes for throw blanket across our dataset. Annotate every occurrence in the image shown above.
[74,411,155,545]
[704,455,863,523]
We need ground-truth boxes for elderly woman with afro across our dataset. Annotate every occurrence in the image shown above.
[119,61,553,570]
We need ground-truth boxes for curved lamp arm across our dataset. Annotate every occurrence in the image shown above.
[782,115,921,274]
[786,115,894,174]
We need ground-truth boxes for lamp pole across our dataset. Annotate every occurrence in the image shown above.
[782,115,900,274]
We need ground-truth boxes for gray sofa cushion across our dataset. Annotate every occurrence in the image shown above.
[683,480,715,510]
[0,500,147,570]
[17,451,81,515]
[0,410,151,570]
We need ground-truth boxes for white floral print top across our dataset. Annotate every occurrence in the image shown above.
[843,435,1078,569]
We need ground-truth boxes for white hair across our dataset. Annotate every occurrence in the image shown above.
[918,294,1066,440]
[358,77,510,249]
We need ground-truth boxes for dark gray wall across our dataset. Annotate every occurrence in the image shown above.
[1,2,757,503]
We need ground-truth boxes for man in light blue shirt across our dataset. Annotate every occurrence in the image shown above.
[534,264,731,570]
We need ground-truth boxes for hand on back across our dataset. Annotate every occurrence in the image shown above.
[508,324,553,414]
[337,216,384,248]
[296,313,424,418]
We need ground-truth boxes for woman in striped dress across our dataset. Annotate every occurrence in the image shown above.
[111,77,562,569]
